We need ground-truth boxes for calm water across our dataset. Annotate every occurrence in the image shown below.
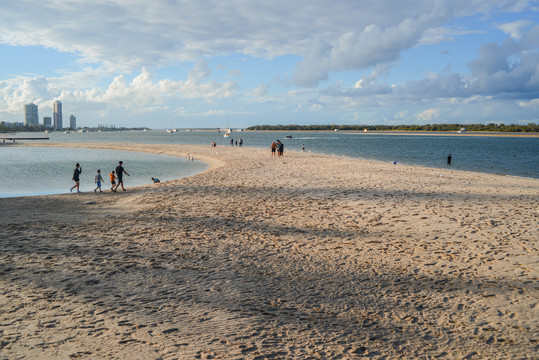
[0,147,207,198]
[1,130,537,198]
[36,130,539,178]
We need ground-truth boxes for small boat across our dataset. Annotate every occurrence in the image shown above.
[458,127,467,133]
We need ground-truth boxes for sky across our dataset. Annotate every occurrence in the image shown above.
[1,0,538,129]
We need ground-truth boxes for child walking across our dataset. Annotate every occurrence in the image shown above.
[94,169,104,192]
[109,170,117,192]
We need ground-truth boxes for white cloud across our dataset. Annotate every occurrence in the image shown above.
[417,109,440,122]
[249,83,270,97]
[417,26,485,46]
[498,20,533,39]
[0,1,528,77]
[0,62,237,120]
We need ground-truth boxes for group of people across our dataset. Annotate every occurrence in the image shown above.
[230,138,244,147]
[70,161,131,193]
[271,140,284,157]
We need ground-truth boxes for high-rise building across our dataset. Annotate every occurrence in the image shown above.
[69,114,76,129]
[53,100,63,130]
[24,103,39,126]
[43,116,52,128]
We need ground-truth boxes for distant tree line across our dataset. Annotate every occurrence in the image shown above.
[0,123,48,133]
[247,123,539,132]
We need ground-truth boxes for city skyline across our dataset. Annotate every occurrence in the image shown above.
[0,1,538,129]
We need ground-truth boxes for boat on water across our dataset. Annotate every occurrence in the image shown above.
[223,114,233,137]
[458,127,467,133]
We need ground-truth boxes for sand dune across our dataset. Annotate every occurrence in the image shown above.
[1,142,537,359]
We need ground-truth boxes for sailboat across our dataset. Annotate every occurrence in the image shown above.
[223,114,232,137]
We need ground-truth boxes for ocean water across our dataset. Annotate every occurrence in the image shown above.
[0,130,537,198]
[33,130,539,177]
[0,147,208,198]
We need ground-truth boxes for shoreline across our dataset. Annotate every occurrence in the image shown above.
[1,142,537,359]
[0,142,223,199]
[3,140,537,199]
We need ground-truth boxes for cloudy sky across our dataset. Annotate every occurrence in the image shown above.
[1,0,538,129]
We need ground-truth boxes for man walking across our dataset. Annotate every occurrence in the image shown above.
[114,161,130,191]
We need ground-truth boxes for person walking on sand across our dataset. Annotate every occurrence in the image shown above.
[70,163,82,193]
[114,161,130,191]
[271,141,277,157]
[109,170,117,192]
[94,169,104,192]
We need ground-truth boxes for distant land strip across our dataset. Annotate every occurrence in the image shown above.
[247,123,538,133]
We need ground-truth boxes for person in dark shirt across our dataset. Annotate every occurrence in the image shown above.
[114,161,130,191]
[276,140,284,157]
[70,163,82,193]
[447,153,452,165]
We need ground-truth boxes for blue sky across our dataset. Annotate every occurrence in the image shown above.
[1,0,538,129]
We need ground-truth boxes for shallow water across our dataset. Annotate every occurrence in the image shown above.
[33,130,539,179]
[1,129,537,198]
[0,147,208,198]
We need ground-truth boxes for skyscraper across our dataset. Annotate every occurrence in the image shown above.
[43,117,52,128]
[70,114,76,129]
[24,103,39,126]
[53,100,63,130]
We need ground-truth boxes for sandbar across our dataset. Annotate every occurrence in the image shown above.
[1,142,537,359]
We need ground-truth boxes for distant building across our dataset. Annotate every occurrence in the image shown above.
[53,100,63,130]
[24,103,39,126]
[69,114,76,129]
[43,116,52,128]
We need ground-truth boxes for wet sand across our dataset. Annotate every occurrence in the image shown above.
[1,142,537,359]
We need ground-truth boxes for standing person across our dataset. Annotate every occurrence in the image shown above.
[94,169,104,192]
[271,141,277,157]
[109,170,117,192]
[70,163,82,193]
[447,153,452,165]
[114,161,130,191]
[230,138,234,146]
[302,144,305,152]
[239,138,243,147]
[276,140,284,157]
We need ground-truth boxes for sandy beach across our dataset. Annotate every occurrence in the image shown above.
[1,142,537,359]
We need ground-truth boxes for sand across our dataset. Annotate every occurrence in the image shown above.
[0,142,537,359]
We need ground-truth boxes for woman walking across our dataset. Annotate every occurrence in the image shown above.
[70,163,82,193]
